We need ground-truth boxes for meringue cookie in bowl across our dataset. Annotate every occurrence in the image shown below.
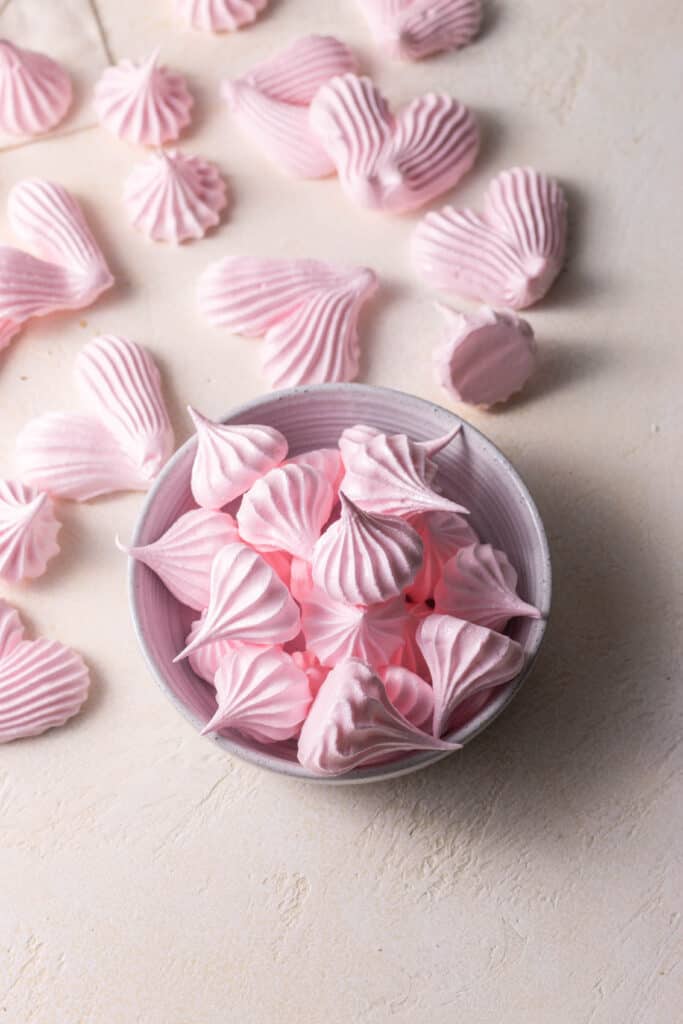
[406,510,477,603]
[0,40,72,136]
[356,0,482,61]
[176,0,269,31]
[238,463,335,561]
[379,664,434,729]
[301,588,408,669]
[434,543,541,632]
[186,614,238,684]
[94,50,193,146]
[0,479,60,583]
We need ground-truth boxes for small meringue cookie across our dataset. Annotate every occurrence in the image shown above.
[202,644,311,743]
[176,0,269,32]
[301,588,408,669]
[237,463,335,561]
[434,543,541,632]
[312,492,424,605]
[188,407,288,510]
[297,659,456,776]
[118,509,238,611]
[0,40,73,136]
[0,599,24,657]
[379,664,434,729]
[417,613,525,736]
[186,612,239,684]
[406,510,478,602]
[0,479,60,583]
[356,0,482,62]
[291,650,329,697]
[94,50,193,146]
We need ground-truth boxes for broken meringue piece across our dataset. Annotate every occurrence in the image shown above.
[237,463,335,561]
[312,493,423,605]
[0,40,73,136]
[297,659,456,776]
[417,613,525,736]
[94,50,193,146]
[309,73,479,213]
[301,589,408,669]
[434,543,541,632]
[189,407,288,509]
[202,644,311,742]
[124,150,227,243]
[176,0,268,31]
[413,167,568,308]
[406,509,478,602]
[0,479,60,583]
[356,0,482,61]
[0,599,24,657]
[379,664,434,729]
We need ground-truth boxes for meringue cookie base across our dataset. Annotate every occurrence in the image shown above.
[128,383,550,784]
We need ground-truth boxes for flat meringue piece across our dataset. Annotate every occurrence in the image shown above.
[309,74,479,214]
[94,50,193,146]
[0,479,60,583]
[434,543,541,632]
[356,0,482,61]
[202,644,311,742]
[124,150,227,243]
[301,589,408,669]
[186,613,238,684]
[189,407,288,509]
[0,599,24,657]
[406,509,478,602]
[175,542,301,661]
[119,509,238,611]
[297,659,456,776]
[379,664,434,729]
[0,40,73,136]
[312,493,424,605]
[176,0,268,32]
[417,613,525,736]
[237,463,335,561]
[413,167,568,308]
[221,35,357,179]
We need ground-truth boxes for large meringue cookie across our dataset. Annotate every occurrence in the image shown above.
[356,0,482,61]
[434,543,541,632]
[301,589,408,668]
[309,74,479,214]
[0,40,73,136]
[0,599,24,656]
[417,613,524,736]
[186,613,238,684]
[202,644,311,742]
[221,35,357,179]
[189,407,288,509]
[94,50,193,146]
[0,179,113,350]
[0,479,60,583]
[434,305,536,407]
[175,542,301,660]
[119,509,237,611]
[237,463,335,561]
[124,150,227,244]
[406,509,477,602]
[312,492,423,605]
[297,659,455,776]
[176,0,268,32]
[414,167,568,308]
[379,664,434,729]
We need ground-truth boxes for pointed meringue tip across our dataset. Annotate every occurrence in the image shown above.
[187,405,208,429]
[173,647,190,663]
[200,718,217,736]
[114,534,131,555]
[419,423,462,457]
[142,48,161,72]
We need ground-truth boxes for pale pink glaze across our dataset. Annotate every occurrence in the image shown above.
[237,463,335,560]
[434,542,541,632]
[309,73,479,213]
[356,0,482,61]
[301,589,409,669]
[406,509,477,602]
[94,50,193,145]
[124,150,227,243]
[379,664,434,728]
[0,40,72,135]
[0,479,60,583]
[176,0,268,31]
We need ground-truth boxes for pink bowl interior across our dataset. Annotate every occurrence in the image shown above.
[129,384,551,784]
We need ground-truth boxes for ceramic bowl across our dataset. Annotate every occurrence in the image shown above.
[128,383,551,784]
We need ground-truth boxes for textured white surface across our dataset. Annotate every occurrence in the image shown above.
[0,1,681,1022]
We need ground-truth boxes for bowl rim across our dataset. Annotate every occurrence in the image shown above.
[128,382,552,785]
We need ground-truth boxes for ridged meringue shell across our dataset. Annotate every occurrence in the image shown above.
[413,167,568,308]
[237,463,335,561]
[309,74,479,213]
[0,599,24,657]
[288,448,344,492]
[93,50,193,146]
[202,644,311,742]
[356,0,482,61]
[0,40,72,136]
[379,664,434,729]
[301,589,408,669]
[189,407,288,509]
[221,35,357,179]
[186,613,238,684]
[175,542,300,660]
[406,509,477,602]
[119,509,237,611]
[291,649,329,697]
[297,659,455,776]
[0,479,60,583]
[124,150,227,243]
[338,423,382,462]
[312,493,423,605]
[434,543,541,632]
[176,0,268,31]
[417,613,525,736]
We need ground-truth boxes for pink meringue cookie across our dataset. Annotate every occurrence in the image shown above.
[0,599,24,657]
[291,649,329,697]
[0,40,73,136]
[202,644,311,742]
[221,35,357,179]
[119,509,238,611]
[301,588,408,669]
[93,50,193,146]
[392,599,431,677]
[434,305,536,407]
[175,542,300,660]
[312,493,423,605]
[176,0,268,32]
[406,509,478,602]
[288,448,344,492]
[309,74,479,214]
[434,543,541,632]
[0,179,113,350]
[417,613,524,736]
[356,0,482,61]
[237,463,335,561]
[186,613,238,684]
[413,166,568,308]
[338,423,382,463]
[297,659,456,776]
[0,479,60,583]
[189,407,288,510]
[379,664,434,729]
[123,150,227,244]
[289,557,315,605]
